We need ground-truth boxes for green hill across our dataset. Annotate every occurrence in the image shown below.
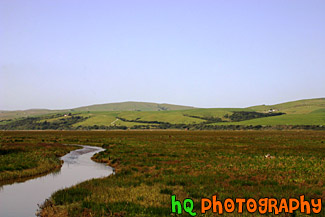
[212,112,325,126]
[73,101,195,112]
[0,109,64,120]
[0,102,194,121]
[248,98,325,114]
[1,98,324,129]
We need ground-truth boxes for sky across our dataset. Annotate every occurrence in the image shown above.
[1,0,324,110]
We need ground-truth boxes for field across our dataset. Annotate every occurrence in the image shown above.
[1,98,324,130]
[1,131,324,216]
[249,98,325,114]
[73,101,195,112]
[213,112,325,126]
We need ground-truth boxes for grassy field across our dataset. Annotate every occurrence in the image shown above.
[0,102,195,121]
[71,98,325,127]
[114,108,252,125]
[213,111,325,126]
[0,134,77,184]
[58,106,325,128]
[74,101,195,112]
[249,98,325,114]
[1,98,325,129]
[1,131,324,216]
[0,109,63,120]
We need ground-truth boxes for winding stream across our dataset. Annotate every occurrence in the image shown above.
[0,145,113,217]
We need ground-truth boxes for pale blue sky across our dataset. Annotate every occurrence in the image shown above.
[1,0,324,110]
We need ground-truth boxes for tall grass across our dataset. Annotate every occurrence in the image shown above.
[2,131,324,216]
[0,136,77,184]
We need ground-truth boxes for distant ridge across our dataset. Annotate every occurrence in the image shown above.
[73,101,195,112]
[248,98,325,114]
[0,102,195,120]
[1,98,324,123]
[0,109,64,120]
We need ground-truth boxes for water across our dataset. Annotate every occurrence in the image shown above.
[0,145,113,217]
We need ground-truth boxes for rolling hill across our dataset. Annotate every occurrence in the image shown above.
[0,109,64,120]
[0,98,324,130]
[0,102,195,121]
[248,98,325,114]
[73,101,195,112]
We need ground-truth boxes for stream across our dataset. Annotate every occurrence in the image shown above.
[0,145,113,217]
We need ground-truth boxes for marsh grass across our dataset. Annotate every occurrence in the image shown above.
[1,131,324,216]
[0,134,77,184]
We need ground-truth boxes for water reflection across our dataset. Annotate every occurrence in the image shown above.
[0,145,113,217]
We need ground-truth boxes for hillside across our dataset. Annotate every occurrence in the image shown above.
[0,102,195,121]
[0,109,64,120]
[1,98,324,130]
[73,101,195,112]
[248,98,325,114]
